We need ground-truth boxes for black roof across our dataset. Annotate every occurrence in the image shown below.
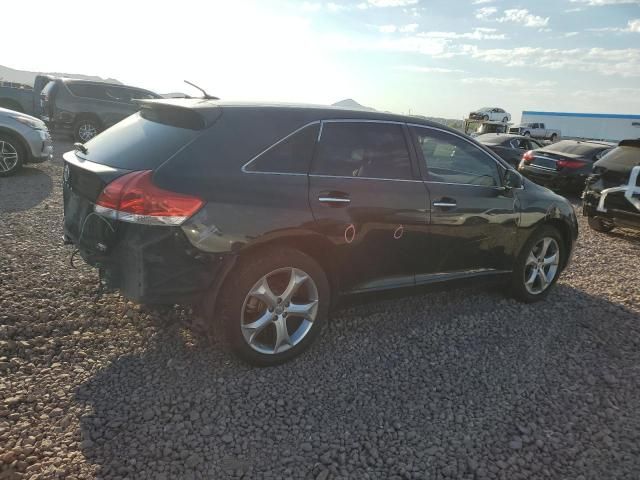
[137,98,450,131]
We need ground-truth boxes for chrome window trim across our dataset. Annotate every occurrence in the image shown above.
[308,173,423,183]
[407,123,525,190]
[241,121,321,175]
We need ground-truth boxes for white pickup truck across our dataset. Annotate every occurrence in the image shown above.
[509,122,561,141]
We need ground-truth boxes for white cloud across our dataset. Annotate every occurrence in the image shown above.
[472,0,494,3]
[396,65,465,73]
[565,31,579,37]
[460,77,556,88]
[570,0,640,5]
[588,18,640,32]
[421,28,506,40]
[469,46,640,77]
[327,2,348,12]
[301,2,322,11]
[497,9,549,28]
[379,24,398,33]
[359,0,419,7]
[400,23,419,33]
[475,6,497,19]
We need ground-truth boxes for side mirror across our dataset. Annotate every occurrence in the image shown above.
[504,169,523,189]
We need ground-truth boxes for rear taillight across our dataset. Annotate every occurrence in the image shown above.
[95,170,203,226]
[556,159,586,170]
[522,150,535,164]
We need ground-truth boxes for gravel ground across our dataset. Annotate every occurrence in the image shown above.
[1,137,640,480]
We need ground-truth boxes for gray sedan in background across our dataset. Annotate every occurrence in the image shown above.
[0,107,53,176]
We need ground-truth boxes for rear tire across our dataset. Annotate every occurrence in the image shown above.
[215,247,330,366]
[523,131,531,137]
[510,226,564,303]
[550,133,558,143]
[587,216,614,233]
[502,117,509,123]
[0,134,25,177]
[74,118,101,142]
[483,115,489,121]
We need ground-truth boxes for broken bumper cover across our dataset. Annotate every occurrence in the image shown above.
[67,223,226,305]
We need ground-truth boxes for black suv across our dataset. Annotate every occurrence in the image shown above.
[41,78,161,142]
[62,100,578,365]
[583,139,640,233]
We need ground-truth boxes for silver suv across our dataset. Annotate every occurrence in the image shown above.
[0,107,53,176]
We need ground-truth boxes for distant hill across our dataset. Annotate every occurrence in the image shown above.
[332,98,376,111]
[0,64,121,86]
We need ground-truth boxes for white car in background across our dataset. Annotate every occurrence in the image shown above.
[469,107,511,123]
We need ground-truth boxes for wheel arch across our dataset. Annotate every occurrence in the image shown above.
[0,98,24,113]
[74,112,103,127]
[540,218,573,270]
[0,127,30,160]
[237,233,340,301]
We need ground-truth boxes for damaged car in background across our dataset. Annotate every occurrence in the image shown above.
[583,139,640,233]
[62,99,578,366]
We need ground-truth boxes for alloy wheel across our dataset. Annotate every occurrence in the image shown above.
[523,237,560,295]
[241,267,319,355]
[0,141,19,173]
[78,123,98,142]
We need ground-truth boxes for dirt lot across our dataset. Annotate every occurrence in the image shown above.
[1,136,640,480]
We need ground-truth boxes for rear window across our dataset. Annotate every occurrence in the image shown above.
[76,113,200,170]
[543,140,609,157]
[245,124,319,174]
[594,146,640,173]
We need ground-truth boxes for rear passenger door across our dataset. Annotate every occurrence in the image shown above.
[308,120,429,294]
[409,125,519,277]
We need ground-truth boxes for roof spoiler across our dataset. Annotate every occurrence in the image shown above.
[619,139,640,148]
[134,99,222,129]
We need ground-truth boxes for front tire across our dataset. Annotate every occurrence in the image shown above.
[74,118,101,142]
[587,216,614,233]
[216,248,330,366]
[550,133,558,143]
[483,115,489,121]
[510,226,564,303]
[502,117,509,123]
[0,134,25,177]
[523,131,531,137]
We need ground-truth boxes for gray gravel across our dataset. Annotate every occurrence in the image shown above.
[1,136,640,479]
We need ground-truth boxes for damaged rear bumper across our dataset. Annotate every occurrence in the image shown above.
[67,222,229,305]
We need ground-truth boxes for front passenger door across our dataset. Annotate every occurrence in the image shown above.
[410,126,520,278]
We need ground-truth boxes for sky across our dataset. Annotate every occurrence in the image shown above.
[3,0,640,121]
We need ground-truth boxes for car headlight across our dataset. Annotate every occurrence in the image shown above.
[13,116,45,130]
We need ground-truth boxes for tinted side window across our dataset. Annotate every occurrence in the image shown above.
[104,87,132,103]
[313,122,413,180]
[67,84,108,100]
[412,127,500,187]
[246,124,319,174]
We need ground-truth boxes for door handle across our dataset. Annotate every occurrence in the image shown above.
[318,191,351,206]
[433,199,457,208]
[318,196,351,205]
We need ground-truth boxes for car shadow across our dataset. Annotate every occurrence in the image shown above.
[603,227,640,244]
[73,282,640,478]
[0,166,53,213]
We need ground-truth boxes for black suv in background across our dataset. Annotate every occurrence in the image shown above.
[41,78,161,142]
[62,100,578,365]
[583,139,640,233]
